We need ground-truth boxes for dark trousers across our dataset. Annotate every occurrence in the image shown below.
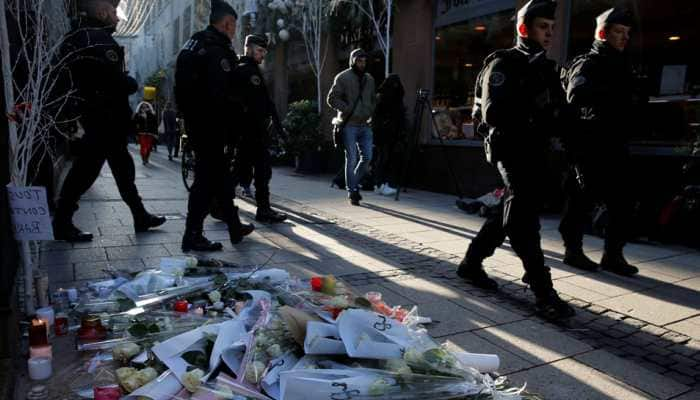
[374,141,401,187]
[56,135,144,221]
[165,131,181,157]
[464,159,553,296]
[234,140,272,210]
[185,148,236,232]
[559,157,631,255]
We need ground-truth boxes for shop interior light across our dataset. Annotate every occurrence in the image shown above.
[464,63,474,68]
[435,35,441,40]
[474,25,487,32]
[668,36,681,41]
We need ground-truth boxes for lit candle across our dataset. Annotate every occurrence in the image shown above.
[29,345,52,359]
[36,307,55,328]
[173,300,189,313]
[28,319,48,347]
[28,357,52,380]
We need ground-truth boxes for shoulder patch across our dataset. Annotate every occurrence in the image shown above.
[488,71,506,87]
[220,59,231,72]
[105,49,119,62]
[198,48,207,56]
[251,75,261,86]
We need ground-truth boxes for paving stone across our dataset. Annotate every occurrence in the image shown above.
[599,290,700,327]
[663,371,696,386]
[40,248,107,266]
[420,300,497,337]
[576,349,690,399]
[448,295,524,325]
[669,354,699,367]
[667,317,700,341]
[641,325,671,337]
[668,391,700,400]
[625,331,661,347]
[670,363,700,378]
[661,332,691,345]
[105,244,170,260]
[646,344,673,357]
[473,320,592,365]
[441,332,535,375]
[587,304,608,315]
[645,353,677,367]
[508,357,658,400]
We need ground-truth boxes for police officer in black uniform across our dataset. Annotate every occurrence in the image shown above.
[231,34,287,223]
[176,0,254,252]
[558,8,641,276]
[456,0,574,320]
[53,0,166,242]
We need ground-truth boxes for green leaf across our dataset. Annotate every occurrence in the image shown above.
[354,297,372,309]
[182,351,208,370]
[117,298,137,312]
[147,323,160,334]
[213,273,228,287]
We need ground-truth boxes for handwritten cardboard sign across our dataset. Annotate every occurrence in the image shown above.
[6,185,54,241]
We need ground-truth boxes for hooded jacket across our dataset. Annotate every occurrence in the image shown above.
[327,49,376,126]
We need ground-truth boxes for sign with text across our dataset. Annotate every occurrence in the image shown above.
[7,185,54,241]
[435,0,514,28]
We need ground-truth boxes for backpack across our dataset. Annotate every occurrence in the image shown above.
[174,36,206,116]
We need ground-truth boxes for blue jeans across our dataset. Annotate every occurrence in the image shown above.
[343,124,373,192]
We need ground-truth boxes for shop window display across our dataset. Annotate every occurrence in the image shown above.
[569,0,700,144]
[433,10,514,141]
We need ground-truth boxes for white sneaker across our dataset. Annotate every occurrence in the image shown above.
[375,183,386,194]
[381,185,397,196]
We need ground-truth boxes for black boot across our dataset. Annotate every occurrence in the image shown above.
[228,207,254,245]
[181,230,223,252]
[456,260,498,291]
[600,252,638,276]
[563,248,599,271]
[53,219,93,242]
[348,190,361,206]
[255,207,287,223]
[534,289,575,320]
[134,211,167,233]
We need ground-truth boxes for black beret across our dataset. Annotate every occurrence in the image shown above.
[517,0,557,22]
[245,34,268,49]
[596,7,634,28]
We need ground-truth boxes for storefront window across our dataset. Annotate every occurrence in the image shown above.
[433,10,514,141]
[569,0,700,144]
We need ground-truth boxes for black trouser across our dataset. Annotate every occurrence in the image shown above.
[55,134,144,221]
[234,138,272,210]
[464,158,553,297]
[185,147,237,233]
[559,154,631,255]
[374,140,401,187]
[165,131,180,157]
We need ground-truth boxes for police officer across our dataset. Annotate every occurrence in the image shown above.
[53,0,165,242]
[231,34,287,223]
[558,8,641,276]
[176,0,254,252]
[456,0,574,320]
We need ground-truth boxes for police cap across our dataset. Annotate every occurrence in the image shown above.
[596,7,634,28]
[245,34,269,50]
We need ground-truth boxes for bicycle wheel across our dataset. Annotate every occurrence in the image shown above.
[181,144,195,191]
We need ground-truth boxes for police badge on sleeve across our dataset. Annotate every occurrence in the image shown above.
[220,59,231,72]
[105,49,119,62]
[251,76,261,86]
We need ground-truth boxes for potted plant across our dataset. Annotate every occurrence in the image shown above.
[282,100,329,173]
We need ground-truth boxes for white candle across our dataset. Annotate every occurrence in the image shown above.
[66,288,78,302]
[28,357,52,380]
[29,345,52,359]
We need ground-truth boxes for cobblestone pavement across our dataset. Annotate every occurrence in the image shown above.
[21,146,700,399]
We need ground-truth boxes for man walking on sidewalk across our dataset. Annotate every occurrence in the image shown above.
[53,0,165,242]
[456,0,574,321]
[175,0,254,252]
[231,34,288,224]
[328,49,376,206]
[558,7,642,276]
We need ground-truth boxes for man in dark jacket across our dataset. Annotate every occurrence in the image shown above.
[456,0,574,320]
[231,34,287,223]
[328,49,376,206]
[176,0,254,252]
[52,0,165,242]
[558,8,641,276]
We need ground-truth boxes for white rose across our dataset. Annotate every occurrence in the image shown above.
[368,377,393,396]
[208,290,222,304]
[113,342,141,363]
[212,301,224,310]
[182,369,205,393]
[136,367,158,386]
[244,361,266,384]
[266,344,283,358]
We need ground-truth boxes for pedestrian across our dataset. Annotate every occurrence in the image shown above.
[161,103,180,160]
[456,0,574,320]
[327,49,376,206]
[52,0,166,242]
[372,74,407,197]
[175,0,254,252]
[230,34,288,223]
[133,101,157,165]
[558,7,642,276]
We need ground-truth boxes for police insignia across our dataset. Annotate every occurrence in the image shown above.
[198,48,207,56]
[105,50,119,62]
[220,59,231,72]
[251,76,261,86]
[489,72,506,87]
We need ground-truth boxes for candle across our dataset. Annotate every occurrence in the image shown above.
[54,314,68,336]
[173,300,189,313]
[28,319,48,347]
[77,315,107,341]
[29,345,52,359]
[94,385,121,400]
[66,288,78,303]
[310,276,322,292]
[36,307,55,328]
[28,357,52,380]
